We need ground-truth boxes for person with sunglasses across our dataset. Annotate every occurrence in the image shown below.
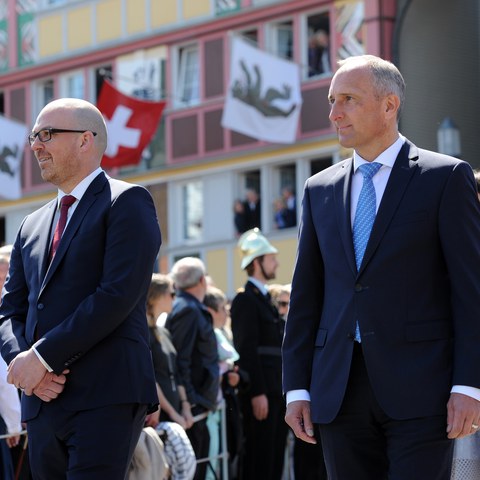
[0,97,161,479]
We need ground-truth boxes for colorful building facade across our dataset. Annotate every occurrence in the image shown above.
[0,0,478,296]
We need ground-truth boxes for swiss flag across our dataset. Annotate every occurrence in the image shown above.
[97,79,166,168]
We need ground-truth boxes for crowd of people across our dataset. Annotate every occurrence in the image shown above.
[234,186,297,237]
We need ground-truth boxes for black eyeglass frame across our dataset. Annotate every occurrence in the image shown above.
[28,128,97,146]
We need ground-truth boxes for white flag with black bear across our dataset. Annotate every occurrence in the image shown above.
[0,115,27,200]
[222,35,302,144]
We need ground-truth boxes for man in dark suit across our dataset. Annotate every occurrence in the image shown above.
[0,98,161,479]
[242,189,261,230]
[165,256,219,480]
[283,55,480,479]
[231,228,288,480]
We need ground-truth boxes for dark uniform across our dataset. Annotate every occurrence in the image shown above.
[230,281,287,480]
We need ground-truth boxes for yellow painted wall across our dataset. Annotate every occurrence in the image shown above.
[126,0,146,35]
[183,0,210,20]
[67,7,93,50]
[206,249,228,292]
[274,237,297,286]
[151,0,177,28]
[96,0,122,43]
[38,16,63,57]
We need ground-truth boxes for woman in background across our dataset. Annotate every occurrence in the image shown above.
[145,273,193,429]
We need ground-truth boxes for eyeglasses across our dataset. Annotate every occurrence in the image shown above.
[28,128,97,146]
[277,301,290,308]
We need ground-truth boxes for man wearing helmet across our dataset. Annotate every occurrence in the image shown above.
[230,228,288,480]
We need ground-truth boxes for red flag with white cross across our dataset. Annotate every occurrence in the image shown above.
[97,79,166,168]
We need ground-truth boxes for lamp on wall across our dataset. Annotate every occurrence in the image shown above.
[437,117,461,158]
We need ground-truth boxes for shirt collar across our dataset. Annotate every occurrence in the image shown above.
[248,276,269,296]
[353,135,405,172]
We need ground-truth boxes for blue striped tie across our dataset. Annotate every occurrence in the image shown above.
[353,162,381,341]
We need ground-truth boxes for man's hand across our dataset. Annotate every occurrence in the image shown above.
[447,392,480,439]
[7,349,47,395]
[285,400,317,444]
[251,394,268,420]
[33,370,69,402]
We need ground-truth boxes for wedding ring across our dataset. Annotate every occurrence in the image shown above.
[472,424,479,429]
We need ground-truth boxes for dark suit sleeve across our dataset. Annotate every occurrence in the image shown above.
[282,180,324,394]
[34,186,160,373]
[166,305,200,404]
[437,161,480,387]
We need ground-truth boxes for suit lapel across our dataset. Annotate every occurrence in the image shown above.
[359,140,419,274]
[333,158,357,275]
[41,172,107,291]
[38,199,58,279]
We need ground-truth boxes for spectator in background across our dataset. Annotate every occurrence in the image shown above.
[0,247,22,480]
[308,30,331,77]
[273,198,288,229]
[231,229,288,480]
[145,273,193,430]
[204,286,241,480]
[233,199,249,236]
[281,186,297,227]
[242,189,261,230]
[166,257,219,480]
[270,283,328,480]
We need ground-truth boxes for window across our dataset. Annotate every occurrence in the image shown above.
[234,170,261,235]
[177,45,200,107]
[182,181,203,241]
[60,70,85,99]
[273,164,297,230]
[304,12,331,79]
[33,79,54,119]
[94,65,112,102]
[269,20,293,60]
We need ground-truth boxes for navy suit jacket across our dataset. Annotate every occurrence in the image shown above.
[282,140,480,423]
[0,172,161,421]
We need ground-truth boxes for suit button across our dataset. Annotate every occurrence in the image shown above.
[354,284,363,292]
[37,303,44,310]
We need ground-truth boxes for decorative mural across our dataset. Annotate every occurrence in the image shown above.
[215,0,240,16]
[17,0,37,66]
[0,1,7,72]
[335,1,365,60]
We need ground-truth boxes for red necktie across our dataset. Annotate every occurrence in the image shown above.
[50,195,76,261]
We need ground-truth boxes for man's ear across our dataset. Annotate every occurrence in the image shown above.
[384,94,400,119]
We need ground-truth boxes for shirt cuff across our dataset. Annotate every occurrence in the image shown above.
[286,389,311,404]
[451,385,480,401]
[32,346,53,373]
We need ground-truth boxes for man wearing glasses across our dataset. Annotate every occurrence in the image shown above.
[0,98,161,479]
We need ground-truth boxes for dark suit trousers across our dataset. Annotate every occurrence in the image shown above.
[27,401,147,480]
[319,343,454,480]
[239,392,288,480]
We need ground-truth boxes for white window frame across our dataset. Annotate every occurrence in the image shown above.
[59,69,85,99]
[266,19,294,60]
[175,44,200,108]
[33,78,55,122]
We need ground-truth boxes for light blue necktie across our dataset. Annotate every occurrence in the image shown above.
[353,162,381,341]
